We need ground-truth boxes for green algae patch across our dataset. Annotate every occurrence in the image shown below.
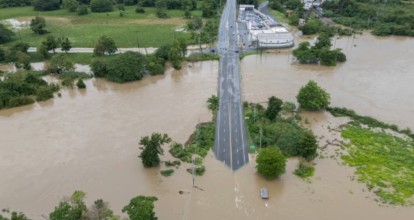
[340,125,414,205]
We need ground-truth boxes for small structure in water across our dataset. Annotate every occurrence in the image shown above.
[261,188,268,199]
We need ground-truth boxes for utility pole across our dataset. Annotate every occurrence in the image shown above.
[260,127,262,150]
[136,31,140,48]
[198,31,203,55]
[192,158,195,186]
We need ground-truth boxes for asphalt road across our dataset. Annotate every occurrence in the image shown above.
[213,0,249,171]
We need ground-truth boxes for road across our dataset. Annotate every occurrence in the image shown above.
[213,0,249,171]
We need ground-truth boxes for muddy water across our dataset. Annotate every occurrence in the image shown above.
[241,32,414,130]
[0,61,219,219]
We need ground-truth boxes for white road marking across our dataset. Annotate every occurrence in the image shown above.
[223,149,225,152]
[224,129,225,133]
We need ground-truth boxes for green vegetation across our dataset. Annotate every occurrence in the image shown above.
[281,101,296,114]
[76,79,86,88]
[0,24,15,44]
[245,97,318,158]
[165,160,181,166]
[0,212,28,220]
[94,35,118,56]
[186,53,220,62]
[340,123,414,205]
[122,196,158,220]
[186,165,205,175]
[294,161,315,178]
[270,9,287,22]
[256,147,287,179]
[90,0,114,12]
[105,51,146,83]
[292,39,347,66]
[326,106,414,139]
[300,18,352,36]
[0,71,59,109]
[322,0,414,37]
[33,0,60,11]
[161,169,174,177]
[207,94,219,111]
[240,52,260,60]
[296,80,331,110]
[30,16,48,35]
[139,133,172,168]
[265,96,283,121]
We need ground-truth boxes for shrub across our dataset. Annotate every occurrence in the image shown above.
[135,5,145,13]
[186,166,205,175]
[93,35,117,56]
[118,3,125,10]
[8,96,35,108]
[61,78,74,87]
[124,0,136,5]
[76,79,86,88]
[77,5,89,15]
[281,102,296,114]
[265,96,283,120]
[35,87,53,101]
[165,160,181,166]
[90,58,107,77]
[294,162,315,178]
[33,0,60,11]
[298,130,318,158]
[49,54,75,74]
[120,11,124,17]
[90,0,113,12]
[63,0,79,12]
[0,24,15,44]
[160,169,174,177]
[296,80,330,110]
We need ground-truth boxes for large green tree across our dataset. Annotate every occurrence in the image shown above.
[207,95,219,111]
[106,51,146,83]
[33,0,60,11]
[296,80,330,110]
[0,24,15,44]
[49,191,87,220]
[139,133,171,167]
[122,196,158,220]
[49,54,75,74]
[155,0,168,18]
[168,40,182,70]
[90,0,114,12]
[59,37,72,53]
[42,35,60,53]
[298,130,318,158]
[62,0,79,12]
[94,35,118,56]
[90,58,107,78]
[256,147,287,180]
[265,96,283,120]
[30,16,47,35]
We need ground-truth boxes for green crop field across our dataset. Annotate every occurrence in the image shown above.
[0,6,203,47]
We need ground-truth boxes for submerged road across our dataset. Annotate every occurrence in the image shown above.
[214,0,249,171]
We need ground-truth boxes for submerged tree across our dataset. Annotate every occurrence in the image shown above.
[76,79,86,89]
[49,191,87,220]
[265,96,283,120]
[207,95,219,111]
[296,80,331,110]
[256,147,287,180]
[298,130,318,158]
[122,196,158,220]
[168,40,182,70]
[139,133,171,167]
[49,54,75,74]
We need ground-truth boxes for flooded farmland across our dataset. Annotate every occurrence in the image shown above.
[1,32,414,220]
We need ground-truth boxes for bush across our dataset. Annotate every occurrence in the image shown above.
[256,147,287,180]
[90,58,107,77]
[76,79,86,88]
[160,169,174,177]
[77,5,89,15]
[49,54,75,74]
[298,130,318,158]
[61,78,74,87]
[281,102,296,114]
[106,51,146,83]
[63,0,79,12]
[33,0,60,11]
[93,35,117,56]
[90,0,113,12]
[36,87,53,101]
[186,166,205,175]
[0,24,15,44]
[124,0,136,5]
[296,80,330,110]
[165,160,181,166]
[135,5,145,13]
[294,162,315,178]
[8,96,35,108]
[120,11,124,17]
[265,96,283,120]
[118,3,125,10]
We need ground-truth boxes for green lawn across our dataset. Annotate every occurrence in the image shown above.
[270,9,286,22]
[1,6,202,47]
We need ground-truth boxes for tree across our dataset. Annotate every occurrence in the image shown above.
[60,37,72,53]
[37,44,49,59]
[49,191,87,220]
[207,95,219,110]
[77,79,86,88]
[192,16,203,30]
[314,33,331,49]
[288,13,299,25]
[33,0,60,11]
[30,16,47,35]
[90,58,107,77]
[122,196,158,220]
[77,5,89,15]
[256,147,287,180]
[139,133,171,167]
[155,0,168,18]
[155,44,171,60]
[296,80,330,110]
[94,35,117,56]
[15,51,31,70]
[135,5,145,13]
[184,8,191,19]
[177,37,188,57]
[202,0,215,18]
[265,96,283,120]
[49,54,75,74]
[292,41,317,63]
[86,199,118,220]
[0,23,15,44]
[298,130,317,158]
[106,51,146,83]
[42,35,60,53]
[281,102,296,114]
[63,0,79,12]
[90,0,114,12]
[9,212,28,220]
[168,40,182,70]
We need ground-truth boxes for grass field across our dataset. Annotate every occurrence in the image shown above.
[0,6,202,47]
[0,52,119,65]
[270,10,286,22]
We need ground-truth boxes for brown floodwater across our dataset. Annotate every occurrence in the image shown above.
[241,32,414,130]
[0,62,90,73]
[1,33,414,220]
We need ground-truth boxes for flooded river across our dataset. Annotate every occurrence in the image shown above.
[1,33,414,220]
